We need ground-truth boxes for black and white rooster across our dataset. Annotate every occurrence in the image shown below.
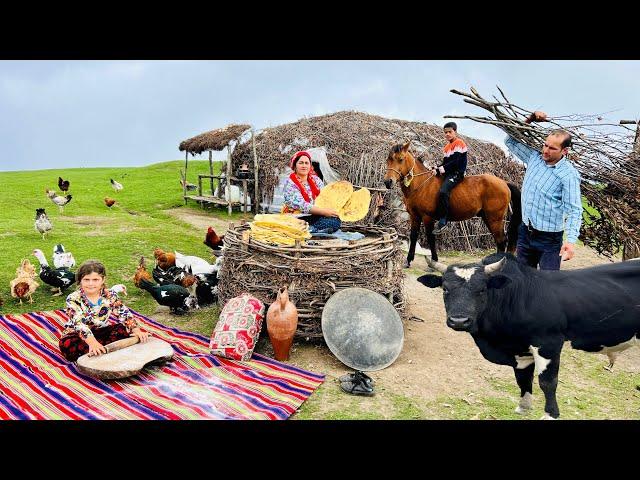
[110,178,123,192]
[53,244,76,269]
[32,248,75,296]
[138,278,199,315]
[46,189,72,213]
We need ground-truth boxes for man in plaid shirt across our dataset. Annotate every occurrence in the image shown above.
[504,110,583,270]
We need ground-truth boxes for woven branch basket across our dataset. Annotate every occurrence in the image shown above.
[217,223,405,342]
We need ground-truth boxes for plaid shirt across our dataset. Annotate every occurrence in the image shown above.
[505,136,583,243]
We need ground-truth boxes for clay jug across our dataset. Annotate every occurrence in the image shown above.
[266,286,298,361]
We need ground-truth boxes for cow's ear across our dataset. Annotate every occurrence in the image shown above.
[487,275,510,289]
[417,274,443,288]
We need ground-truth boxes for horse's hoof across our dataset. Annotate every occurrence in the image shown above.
[404,261,411,269]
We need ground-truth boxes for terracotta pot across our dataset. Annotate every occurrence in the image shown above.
[266,286,298,361]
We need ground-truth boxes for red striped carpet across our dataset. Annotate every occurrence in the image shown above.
[0,309,325,420]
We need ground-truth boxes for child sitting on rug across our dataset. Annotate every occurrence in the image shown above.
[59,260,150,362]
[281,150,341,234]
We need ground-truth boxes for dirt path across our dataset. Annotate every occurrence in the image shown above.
[166,207,640,418]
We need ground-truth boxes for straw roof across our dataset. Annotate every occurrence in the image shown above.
[230,110,523,251]
[179,124,251,154]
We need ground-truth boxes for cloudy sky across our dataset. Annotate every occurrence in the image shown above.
[0,60,638,172]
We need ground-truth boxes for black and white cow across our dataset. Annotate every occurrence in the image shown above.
[417,252,640,419]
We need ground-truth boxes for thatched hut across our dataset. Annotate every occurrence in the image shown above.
[230,111,524,251]
[179,124,251,154]
[178,124,256,214]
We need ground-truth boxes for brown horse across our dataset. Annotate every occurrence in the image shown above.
[384,141,522,267]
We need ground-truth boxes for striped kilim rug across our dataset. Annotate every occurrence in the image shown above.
[0,309,325,420]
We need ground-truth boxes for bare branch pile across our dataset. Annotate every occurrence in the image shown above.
[446,87,639,257]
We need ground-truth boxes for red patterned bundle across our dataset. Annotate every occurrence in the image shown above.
[210,294,265,361]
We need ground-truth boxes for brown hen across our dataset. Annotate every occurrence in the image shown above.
[133,256,153,288]
[153,248,176,270]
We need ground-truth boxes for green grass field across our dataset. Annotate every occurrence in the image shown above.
[0,160,235,335]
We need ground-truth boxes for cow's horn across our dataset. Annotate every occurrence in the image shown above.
[484,257,506,275]
[426,257,448,273]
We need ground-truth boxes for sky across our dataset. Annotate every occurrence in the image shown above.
[0,60,639,172]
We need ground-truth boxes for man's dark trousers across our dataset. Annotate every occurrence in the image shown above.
[435,171,464,221]
[516,222,563,270]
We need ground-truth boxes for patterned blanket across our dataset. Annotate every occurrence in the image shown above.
[0,309,324,419]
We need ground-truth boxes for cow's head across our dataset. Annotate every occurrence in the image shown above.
[417,256,510,333]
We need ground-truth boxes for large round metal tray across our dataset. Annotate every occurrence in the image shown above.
[321,287,404,371]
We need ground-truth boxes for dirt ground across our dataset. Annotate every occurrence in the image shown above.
[166,208,640,418]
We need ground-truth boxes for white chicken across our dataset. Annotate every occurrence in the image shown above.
[46,189,73,213]
[110,178,123,192]
[53,244,76,269]
[109,284,128,297]
[214,255,224,279]
[34,208,53,240]
[174,251,217,276]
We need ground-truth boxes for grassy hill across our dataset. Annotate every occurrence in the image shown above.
[0,160,239,335]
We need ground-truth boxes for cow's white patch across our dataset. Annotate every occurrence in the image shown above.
[452,267,477,281]
[540,413,556,420]
[597,336,638,355]
[515,392,533,414]
[515,354,534,369]
[529,346,551,375]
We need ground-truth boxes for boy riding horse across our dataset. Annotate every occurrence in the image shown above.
[431,122,468,234]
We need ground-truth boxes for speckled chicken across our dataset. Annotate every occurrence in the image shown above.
[34,208,53,240]
[46,189,72,213]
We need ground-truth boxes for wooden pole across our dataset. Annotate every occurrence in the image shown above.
[384,233,393,302]
[227,145,233,216]
[183,151,188,204]
[209,150,214,195]
[242,179,248,214]
[252,128,259,213]
[622,120,640,260]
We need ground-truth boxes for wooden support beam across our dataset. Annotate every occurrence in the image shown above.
[227,145,233,216]
[209,150,214,195]
[183,151,188,204]
[242,179,248,214]
[252,128,259,213]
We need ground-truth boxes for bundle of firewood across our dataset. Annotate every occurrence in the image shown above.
[447,86,639,257]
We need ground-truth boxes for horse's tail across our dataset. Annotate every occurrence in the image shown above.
[506,183,522,252]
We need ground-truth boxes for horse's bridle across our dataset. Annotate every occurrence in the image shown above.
[386,153,435,193]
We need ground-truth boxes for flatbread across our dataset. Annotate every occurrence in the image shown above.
[339,188,371,222]
[314,181,354,211]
